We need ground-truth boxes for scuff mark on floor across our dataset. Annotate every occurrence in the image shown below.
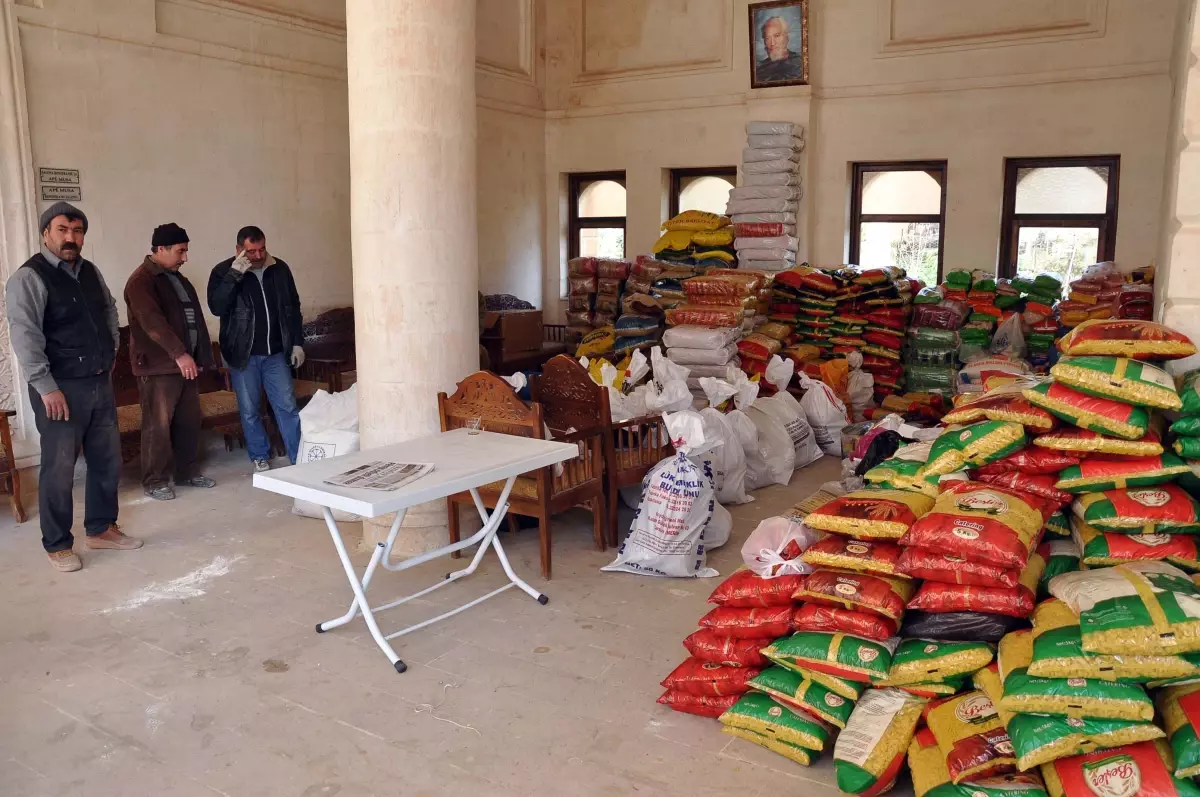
[99,555,246,614]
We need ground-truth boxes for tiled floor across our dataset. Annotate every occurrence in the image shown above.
[0,448,909,796]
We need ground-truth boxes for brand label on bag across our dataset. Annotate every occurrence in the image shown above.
[954,693,997,724]
[1129,489,1170,508]
[1082,755,1141,797]
[955,491,1008,515]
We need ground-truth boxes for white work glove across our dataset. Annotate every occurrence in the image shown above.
[290,346,305,369]
[231,251,252,274]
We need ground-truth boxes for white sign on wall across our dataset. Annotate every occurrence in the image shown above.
[38,168,81,201]
[38,167,79,185]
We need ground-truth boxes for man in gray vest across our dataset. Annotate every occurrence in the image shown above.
[5,202,142,572]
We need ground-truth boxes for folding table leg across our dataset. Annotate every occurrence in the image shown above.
[450,486,547,605]
[316,506,408,673]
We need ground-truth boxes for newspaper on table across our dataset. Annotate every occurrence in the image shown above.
[324,461,433,492]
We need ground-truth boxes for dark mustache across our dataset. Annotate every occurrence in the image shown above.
[60,243,78,250]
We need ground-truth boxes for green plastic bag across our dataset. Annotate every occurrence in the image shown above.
[719,692,830,751]
[747,667,855,728]
[1038,539,1080,600]
[1173,417,1200,437]
[922,420,1027,476]
[1177,438,1200,459]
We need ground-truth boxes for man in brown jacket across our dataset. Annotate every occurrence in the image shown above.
[125,223,217,500]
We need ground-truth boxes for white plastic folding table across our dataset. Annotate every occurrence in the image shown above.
[253,429,578,673]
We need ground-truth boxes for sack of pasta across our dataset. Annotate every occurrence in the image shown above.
[907,550,1043,618]
[683,629,772,668]
[1027,599,1200,684]
[864,457,941,497]
[708,569,804,607]
[792,603,899,642]
[660,658,763,697]
[747,667,855,728]
[804,489,935,540]
[719,692,829,767]
[1048,561,1200,656]
[1039,739,1200,797]
[1038,540,1081,600]
[1075,519,1200,572]
[998,626,1155,722]
[1023,381,1150,440]
[879,639,994,687]
[1009,712,1167,773]
[1051,356,1182,410]
[899,546,1024,587]
[921,421,1027,477]
[909,727,1049,797]
[1055,453,1190,493]
[762,632,896,692]
[656,690,740,717]
[902,482,1055,571]
[1157,684,1200,779]
[1035,426,1165,457]
[802,537,907,578]
[795,569,915,622]
[1057,318,1197,360]
[1072,484,1200,534]
[834,687,926,795]
[976,447,1081,476]
[943,388,1057,432]
[927,690,1018,783]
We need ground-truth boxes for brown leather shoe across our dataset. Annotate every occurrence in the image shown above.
[84,524,143,551]
[48,549,82,572]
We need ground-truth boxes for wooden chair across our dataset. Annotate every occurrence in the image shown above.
[531,355,671,547]
[438,371,606,579]
[297,307,356,392]
[0,410,26,522]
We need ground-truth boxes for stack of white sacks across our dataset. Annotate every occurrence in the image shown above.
[726,121,803,272]
[662,325,741,408]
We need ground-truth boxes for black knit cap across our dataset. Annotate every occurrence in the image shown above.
[151,223,189,249]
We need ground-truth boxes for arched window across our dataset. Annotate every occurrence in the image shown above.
[999,156,1119,284]
[568,172,627,273]
[849,161,947,287]
[670,168,737,217]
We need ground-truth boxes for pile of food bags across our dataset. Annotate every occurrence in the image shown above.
[728,120,804,273]
[653,316,1200,795]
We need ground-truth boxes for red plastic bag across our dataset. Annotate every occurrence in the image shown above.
[897,547,1019,588]
[907,581,1035,618]
[800,536,905,578]
[791,603,898,641]
[707,570,804,608]
[683,629,773,667]
[657,689,739,718]
[697,606,794,639]
[794,569,915,621]
[660,657,763,697]
[974,448,1081,476]
[972,471,1073,506]
[900,481,1056,570]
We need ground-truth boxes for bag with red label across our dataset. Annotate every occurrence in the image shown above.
[907,550,1044,618]
[656,689,740,718]
[897,547,1020,588]
[791,603,899,642]
[1040,739,1200,797]
[794,568,916,621]
[800,536,906,578]
[683,629,773,667]
[926,690,1018,784]
[900,482,1055,571]
[708,569,805,607]
[972,471,1073,506]
[974,448,1081,476]
[660,657,763,697]
[697,605,795,639]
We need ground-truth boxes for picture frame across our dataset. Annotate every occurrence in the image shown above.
[748,0,810,89]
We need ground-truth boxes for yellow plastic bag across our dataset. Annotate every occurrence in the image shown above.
[662,210,729,232]
[575,326,614,358]
[691,228,734,247]
[652,230,694,253]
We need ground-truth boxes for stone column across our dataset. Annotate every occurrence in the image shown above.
[346,0,479,552]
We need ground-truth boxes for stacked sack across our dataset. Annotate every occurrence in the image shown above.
[565,256,601,340]
[728,121,803,273]
[651,210,737,269]
[906,290,967,400]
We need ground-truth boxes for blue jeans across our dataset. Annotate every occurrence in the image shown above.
[230,353,301,463]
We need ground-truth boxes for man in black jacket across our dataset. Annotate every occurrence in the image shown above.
[5,202,142,572]
[207,226,304,471]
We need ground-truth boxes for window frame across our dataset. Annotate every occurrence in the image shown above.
[998,155,1120,279]
[669,166,738,219]
[567,170,628,262]
[848,160,948,283]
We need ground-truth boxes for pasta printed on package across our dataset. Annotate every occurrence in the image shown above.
[804,489,935,540]
[834,688,926,796]
[927,691,1017,784]
[794,569,915,621]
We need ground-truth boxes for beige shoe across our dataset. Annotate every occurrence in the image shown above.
[84,524,144,551]
[48,549,82,572]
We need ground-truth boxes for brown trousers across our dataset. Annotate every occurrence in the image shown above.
[139,374,202,489]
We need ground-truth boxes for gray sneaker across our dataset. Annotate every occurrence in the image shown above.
[181,475,216,488]
[253,459,271,473]
[145,484,176,501]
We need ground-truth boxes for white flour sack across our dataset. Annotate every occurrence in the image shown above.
[601,411,719,578]
[797,373,849,456]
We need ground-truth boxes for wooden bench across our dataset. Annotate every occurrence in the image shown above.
[296,307,356,392]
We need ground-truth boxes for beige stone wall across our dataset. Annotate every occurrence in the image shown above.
[540,0,1180,321]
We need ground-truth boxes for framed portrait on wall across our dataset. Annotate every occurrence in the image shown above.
[748,0,809,89]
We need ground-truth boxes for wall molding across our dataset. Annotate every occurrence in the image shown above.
[476,0,537,86]
[169,0,345,39]
[572,0,733,85]
[876,0,1107,57]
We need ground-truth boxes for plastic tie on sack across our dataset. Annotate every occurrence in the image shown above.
[699,377,738,410]
[664,411,718,457]
[765,354,795,392]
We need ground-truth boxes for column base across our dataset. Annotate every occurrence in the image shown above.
[363,498,479,556]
